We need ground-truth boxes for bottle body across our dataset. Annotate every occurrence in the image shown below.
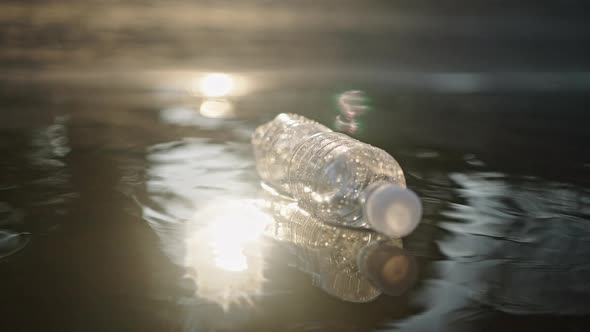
[252,113,330,195]
[288,132,406,227]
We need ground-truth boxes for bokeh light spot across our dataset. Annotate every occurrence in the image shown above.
[198,73,235,97]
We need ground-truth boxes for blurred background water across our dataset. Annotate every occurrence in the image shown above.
[1,1,590,331]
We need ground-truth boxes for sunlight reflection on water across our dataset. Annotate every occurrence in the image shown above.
[183,198,272,308]
[198,73,236,98]
[141,135,272,309]
[190,73,250,98]
[199,99,235,119]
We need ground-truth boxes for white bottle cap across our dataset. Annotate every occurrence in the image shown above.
[364,182,422,238]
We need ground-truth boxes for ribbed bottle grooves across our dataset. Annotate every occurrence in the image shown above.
[252,114,330,194]
[289,132,351,198]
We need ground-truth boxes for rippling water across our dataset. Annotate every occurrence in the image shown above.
[1,70,588,331]
[2,1,590,331]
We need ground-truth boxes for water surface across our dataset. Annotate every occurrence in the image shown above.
[1,1,590,331]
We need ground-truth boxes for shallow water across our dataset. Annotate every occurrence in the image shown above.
[2,1,590,331]
[1,70,589,331]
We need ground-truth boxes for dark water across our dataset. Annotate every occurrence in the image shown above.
[2,1,590,332]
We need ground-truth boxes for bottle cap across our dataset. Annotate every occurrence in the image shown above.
[358,242,418,296]
[364,182,422,238]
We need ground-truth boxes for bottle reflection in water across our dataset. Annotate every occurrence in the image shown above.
[263,199,417,302]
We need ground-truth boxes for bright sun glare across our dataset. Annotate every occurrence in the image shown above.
[198,73,235,97]
[183,198,273,308]
[205,210,270,272]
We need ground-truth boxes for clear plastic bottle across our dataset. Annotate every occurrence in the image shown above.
[263,199,417,301]
[252,113,331,195]
[252,113,422,238]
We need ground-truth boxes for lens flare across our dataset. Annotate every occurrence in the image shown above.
[334,90,371,136]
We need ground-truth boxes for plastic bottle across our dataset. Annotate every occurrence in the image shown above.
[252,113,422,238]
[252,113,331,195]
[263,199,418,302]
